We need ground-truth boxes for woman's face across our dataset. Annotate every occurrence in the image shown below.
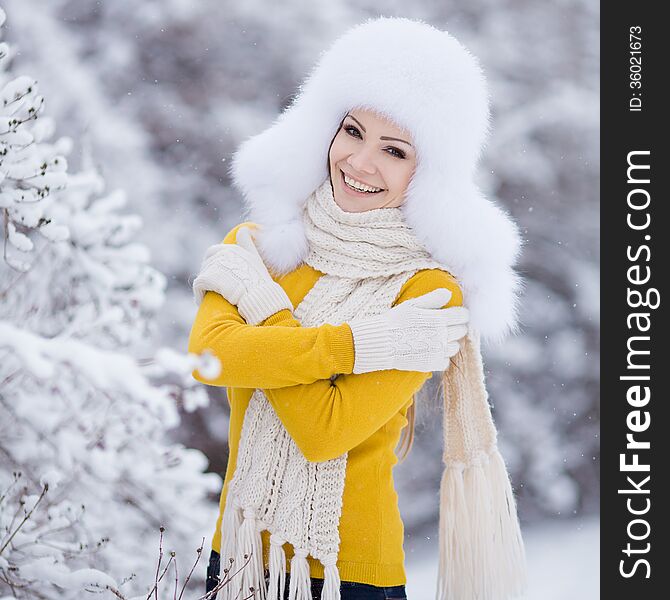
[328,108,416,213]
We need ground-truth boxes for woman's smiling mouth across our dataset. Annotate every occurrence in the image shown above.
[340,169,385,196]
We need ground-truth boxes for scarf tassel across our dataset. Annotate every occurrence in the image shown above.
[319,554,341,600]
[436,451,527,600]
[217,493,242,600]
[224,504,266,600]
[288,547,312,600]
[266,533,288,600]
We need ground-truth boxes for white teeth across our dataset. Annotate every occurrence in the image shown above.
[344,173,382,193]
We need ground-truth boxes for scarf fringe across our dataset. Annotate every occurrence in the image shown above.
[320,555,341,600]
[217,493,242,600]
[288,548,311,600]
[219,492,267,600]
[436,450,527,600]
[267,533,288,600]
[219,493,346,600]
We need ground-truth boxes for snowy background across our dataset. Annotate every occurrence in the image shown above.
[0,0,599,598]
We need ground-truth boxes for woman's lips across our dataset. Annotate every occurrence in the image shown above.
[340,169,383,197]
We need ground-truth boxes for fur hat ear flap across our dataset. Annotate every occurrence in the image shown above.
[459,188,524,344]
[229,95,344,275]
[252,219,310,277]
[402,172,523,344]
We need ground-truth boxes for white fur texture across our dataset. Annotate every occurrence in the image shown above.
[229,16,523,344]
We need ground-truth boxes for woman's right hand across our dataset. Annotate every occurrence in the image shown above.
[192,226,294,325]
[347,288,469,374]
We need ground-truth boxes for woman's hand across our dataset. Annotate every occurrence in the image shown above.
[348,288,469,374]
[192,226,294,325]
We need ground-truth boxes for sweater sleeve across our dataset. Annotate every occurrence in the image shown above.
[263,268,463,463]
[187,222,355,389]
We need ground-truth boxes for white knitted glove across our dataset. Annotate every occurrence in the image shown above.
[348,288,470,374]
[192,226,294,325]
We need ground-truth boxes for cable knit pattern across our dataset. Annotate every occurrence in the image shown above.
[218,177,447,600]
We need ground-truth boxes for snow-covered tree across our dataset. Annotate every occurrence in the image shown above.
[1,0,599,539]
[0,6,221,598]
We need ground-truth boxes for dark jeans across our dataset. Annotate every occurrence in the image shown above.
[205,549,407,599]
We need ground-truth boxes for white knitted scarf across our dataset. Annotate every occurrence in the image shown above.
[217,177,526,600]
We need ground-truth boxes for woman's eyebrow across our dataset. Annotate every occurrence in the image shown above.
[345,114,413,148]
[380,135,413,147]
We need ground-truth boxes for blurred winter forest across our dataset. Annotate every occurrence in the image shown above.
[0,0,599,598]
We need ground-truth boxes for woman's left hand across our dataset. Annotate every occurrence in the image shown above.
[192,227,294,325]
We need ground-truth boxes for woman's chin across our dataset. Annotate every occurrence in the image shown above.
[333,194,360,213]
[333,192,372,213]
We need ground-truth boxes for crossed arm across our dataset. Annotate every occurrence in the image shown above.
[188,290,438,461]
[188,290,356,389]
[187,222,463,461]
[188,221,358,388]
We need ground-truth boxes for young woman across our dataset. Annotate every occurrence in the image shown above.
[189,17,526,600]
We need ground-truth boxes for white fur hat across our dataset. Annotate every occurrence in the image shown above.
[229,16,523,344]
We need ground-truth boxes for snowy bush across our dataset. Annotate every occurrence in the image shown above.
[0,6,221,599]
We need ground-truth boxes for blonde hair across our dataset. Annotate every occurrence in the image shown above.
[395,396,416,463]
[395,355,463,463]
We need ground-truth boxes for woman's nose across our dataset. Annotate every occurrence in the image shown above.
[347,146,377,174]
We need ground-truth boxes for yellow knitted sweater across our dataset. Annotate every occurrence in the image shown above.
[188,221,463,586]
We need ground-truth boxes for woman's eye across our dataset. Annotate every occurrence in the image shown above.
[344,125,361,138]
[343,124,405,159]
[386,147,406,159]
